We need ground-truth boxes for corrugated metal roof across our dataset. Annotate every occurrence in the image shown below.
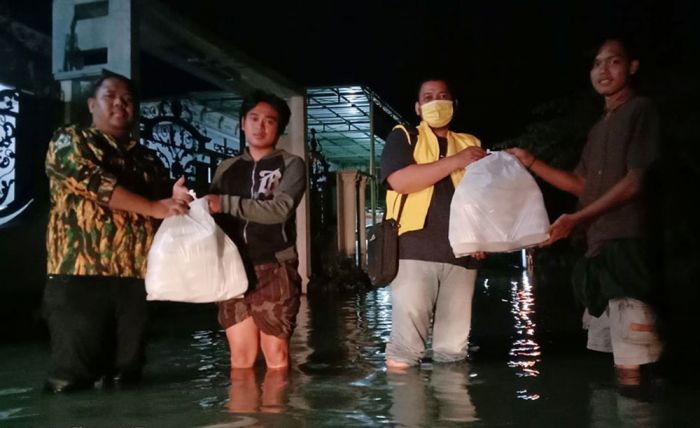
[306,86,405,169]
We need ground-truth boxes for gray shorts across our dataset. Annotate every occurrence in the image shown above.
[583,298,662,366]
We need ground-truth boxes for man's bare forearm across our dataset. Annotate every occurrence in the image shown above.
[388,156,462,194]
[108,185,157,216]
[530,159,585,196]
[570,170,642,224]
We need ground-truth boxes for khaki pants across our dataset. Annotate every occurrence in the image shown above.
[385,259,477,365]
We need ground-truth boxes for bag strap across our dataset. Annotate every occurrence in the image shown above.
[395,194,408,223]
[384,191,408,223]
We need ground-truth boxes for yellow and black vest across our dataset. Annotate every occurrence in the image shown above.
[385,121,481,235]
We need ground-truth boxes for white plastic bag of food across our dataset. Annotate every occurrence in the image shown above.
[449,151,550,255]
[145,197,248,302]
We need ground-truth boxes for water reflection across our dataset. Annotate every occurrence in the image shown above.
[299,289,388,375]
[508,269,541,399]
[289,289,390,423]
[354,289,393,365]
[589,384,661,427]
[4,271,696,426]
[227,368,289,414]
[388,364,478,425]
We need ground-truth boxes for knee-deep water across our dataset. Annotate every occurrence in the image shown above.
[1,267,698,427]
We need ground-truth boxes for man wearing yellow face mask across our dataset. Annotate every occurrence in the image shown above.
[380,78,487,370]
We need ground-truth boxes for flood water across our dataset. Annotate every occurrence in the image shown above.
[1,267,698,427]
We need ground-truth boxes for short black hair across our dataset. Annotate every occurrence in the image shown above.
[92,69,136,98]
[416,77,455,100]
[588,34,644,90]
[239,90,291,138]
[589,34,641,62]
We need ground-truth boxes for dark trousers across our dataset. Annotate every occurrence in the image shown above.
[43,275,148,385]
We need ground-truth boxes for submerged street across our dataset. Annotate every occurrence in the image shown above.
[1,267,697,427]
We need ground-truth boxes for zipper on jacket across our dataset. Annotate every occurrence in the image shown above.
[243,161,257,244]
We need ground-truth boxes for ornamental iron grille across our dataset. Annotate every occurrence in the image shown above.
[308,127,332,229]
[140,99,239,191]
[308,128,330,193]
[0,86,19,212]
[307,127,335,275]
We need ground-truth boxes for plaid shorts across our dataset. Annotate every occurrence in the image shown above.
[217,259,301,339]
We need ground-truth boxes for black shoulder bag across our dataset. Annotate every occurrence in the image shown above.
[366,194,408,288]
[366,125,417,288]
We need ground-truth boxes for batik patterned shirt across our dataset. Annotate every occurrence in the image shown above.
[45,125,170,278]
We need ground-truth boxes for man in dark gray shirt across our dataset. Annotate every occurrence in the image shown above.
[508,37,662,386]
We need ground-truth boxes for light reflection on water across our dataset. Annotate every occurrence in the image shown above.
[0,272,695,426]
[508,269,542,401]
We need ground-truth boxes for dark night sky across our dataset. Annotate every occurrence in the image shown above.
[166,0,699,144]
[4,0,699,145]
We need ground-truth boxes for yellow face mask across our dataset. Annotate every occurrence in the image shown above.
[420,100,454,128]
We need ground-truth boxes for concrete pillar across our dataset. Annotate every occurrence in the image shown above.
[277,95,310,293]
[53,0,138,123]
[336,170,358,259]
[53,0,137,79]
[357,175,368,268]
[59,80,80,124]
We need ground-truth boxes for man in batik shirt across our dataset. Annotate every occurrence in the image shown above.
[43,71,190,392]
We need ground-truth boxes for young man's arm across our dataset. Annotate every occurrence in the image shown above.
[507,148,585,196]
[207,156,306,224]
[545,169,643,244]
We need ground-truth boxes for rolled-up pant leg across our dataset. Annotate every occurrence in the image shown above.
[386,260,440,366]
[432,266,476,363]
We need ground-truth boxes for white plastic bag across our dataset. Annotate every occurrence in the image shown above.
[145,197,248,302]
[449,151,550,255]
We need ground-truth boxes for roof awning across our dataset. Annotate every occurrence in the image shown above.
[306,86,405,170]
